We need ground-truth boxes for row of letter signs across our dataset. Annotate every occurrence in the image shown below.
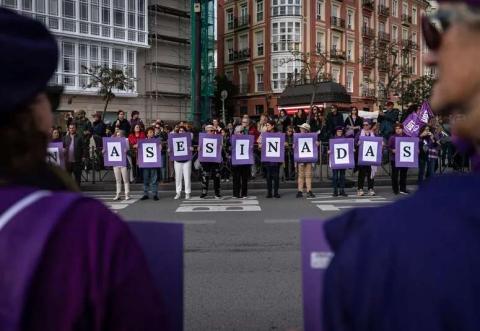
[47,133,420,169]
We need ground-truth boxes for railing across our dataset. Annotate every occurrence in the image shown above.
[228,48,250,62]
[330,48,347,60]
[239,83,250,94]
[330,16,345,29]
[234,15,250,29]
[316,42,324,54]
[379,31,391,42]
[362,57,375,68]
[378,4,390,17]
[362,0,374,11]
[362,26,375,38]
[402,14,412,25]
[361,88,376,98]
[256,82,265,92]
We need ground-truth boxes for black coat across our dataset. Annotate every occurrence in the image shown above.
[63,134,87,163]
[326,112,345,137]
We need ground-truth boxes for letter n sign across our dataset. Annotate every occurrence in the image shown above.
[329,138,355,169]
[261,132,285,163]
[395,136,419,168]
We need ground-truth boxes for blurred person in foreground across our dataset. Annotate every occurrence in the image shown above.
[0,8,167,331]
[322,2,480,330]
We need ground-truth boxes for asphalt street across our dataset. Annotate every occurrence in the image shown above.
[85,186,406,331]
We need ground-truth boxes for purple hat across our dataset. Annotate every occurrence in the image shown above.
[0,8,59,113]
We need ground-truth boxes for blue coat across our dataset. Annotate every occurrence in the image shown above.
[323,173,480,331]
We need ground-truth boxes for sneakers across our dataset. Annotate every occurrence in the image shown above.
[307,191,315,198]
[185,194,191,200]
[174,193,181,200]
[140,195,149,201]
[200,193,207,199]
[340,192,348,197]
[241,196,248,199]
[113,195,121,201]
[399,190,410,195]
[357,189,365,197]
[232,196,240,199]
[296,191,303,198]
[274,193,281,198]
[332,192,339,197]
[125,195,130,201]
[153,195,159,201]
[215,195,222,199]
[368,189,376,196]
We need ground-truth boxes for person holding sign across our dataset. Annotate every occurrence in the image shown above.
[140,127,160,201]
[258,121,282,198]
[355,120,379,196]
[295,123,318,198]
[172,126,192,200]
[230,130,253,199]
[199,125,222,199]
[388,123,410,195]
[111,130,130,201]
[329,127,348,197]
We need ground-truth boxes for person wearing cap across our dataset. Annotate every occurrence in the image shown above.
[329,126,348,197]
[388,123,410,195]
[355,119,377,196]
[322,2,480,329]
[0,8,168,330]
[199,125,222,198]
[296,123,317,198]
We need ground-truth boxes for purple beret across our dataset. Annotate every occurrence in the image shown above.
[0,8,59,113]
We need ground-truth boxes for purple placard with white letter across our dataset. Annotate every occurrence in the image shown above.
[418,100,434,124]
[301,219,333,331]
[329,138,355,169]
[231,135,254,165]
[198,133,223,163]
[402,112,423,137]
[168,133,192,162]
[47,142,65,169]
[102,137,127,167]
[128,222,184,331]
[294,133,319,163]
[137,139,162,168]
[358,136,383,166]
[261,132,285,163]
[395,136,419,168]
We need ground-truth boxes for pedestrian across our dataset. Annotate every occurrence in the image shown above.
[418,125,440,184]
[329,126,348,197]
[296,123,317,198]
[231,129,251,199]
[326,105,344,137]
[140,127,159,201]
[378,101,400,141]
[257,113,268,133]
[111,109,131,134]
[356,120,377,196]
[74,109,92,137]
[388,123,410,195]
[199,125,222,199]
[109,130,130,201]
[0,8,168,330]
[284,126,296,181]
[92,111,106,137]
[258,120,281,198]
[292,109,307,131]
[128,124,146,183]
[63,123,86,187]
[276,109,291,133]
[51,127,62,143]
[130,110,144,131]
[344,106,363,137]
[172,126,192,200]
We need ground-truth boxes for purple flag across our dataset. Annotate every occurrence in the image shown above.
[294,133,319,163]
[102,137,127,167]
[402,112,423,137]
[231,135,254,165]
[137,139,162,168]
[395,136,419,168]
[198,133,223,163]
[168,133,192,162]
[261,132,285,163]
[418,100,434,124]
[128,222,184,331]
[47,142,65,169]
[358,136,383,166]
[329,138,355,169]
[301,219,333,331]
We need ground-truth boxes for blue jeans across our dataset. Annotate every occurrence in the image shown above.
[143,168,158,196]
[332,169,346,194]
[419,157,438,185]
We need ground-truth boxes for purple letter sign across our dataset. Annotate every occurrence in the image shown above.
[103,137,127,167]
[395,136,419,168]
[301,219,333,331]
[261,132,285,163]
[137,139,162,168]
[402,112,423,137]
[358,136,383,166]
[168,133,192,162]
[198,133,223,163]
[329,138,355,169]
[231,135,254,165]
[294,133,319,163]
[47,142,65,169]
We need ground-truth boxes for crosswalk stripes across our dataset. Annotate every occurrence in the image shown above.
[176,196,262,213]
[83,192,142,212]
[306,193,392,212]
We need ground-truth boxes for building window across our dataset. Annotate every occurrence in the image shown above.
[316,30,325,53]
[363,16,370,29]
[347,71,354,93]
[271,57,302,92]
[347,40,354,62]
[239,34,248,51]
[412,32,417,43]
[402,28,408,41]
[271,0,302,17]
[256,31,264,56]
[392,25,398,42]
[256,0,264,22]
[226,38,234,62]
[412,6,417,24]
[392,0,398,17]
[347,10,354,30]
[226,9,234,30]
[272,21,301,52]
[239,68,248,94]
[403,2,408,16]
[62,41,75,86]
[412,56,417,74]
[255,105,264,115]
[332,34,341,50]
[3,0,17,8]
[255,66,264,92]
[316,0,324,20]
[225,71,233,81]
[332,67,340,83]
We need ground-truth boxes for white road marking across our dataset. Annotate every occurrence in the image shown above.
[264,219,299,224]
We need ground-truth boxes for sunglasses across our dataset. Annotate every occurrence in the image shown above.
[422,7,480,51]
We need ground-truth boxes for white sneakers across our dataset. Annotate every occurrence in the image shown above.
[175,193,191,200]
[113,195,120,201]
[174,193,181,200]
[185,194,191,200]
[357,189,365,197]
[368,189,376,196]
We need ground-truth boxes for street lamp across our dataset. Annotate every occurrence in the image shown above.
[220,90,228,125]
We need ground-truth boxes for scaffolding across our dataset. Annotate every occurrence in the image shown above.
[190,0,215,123]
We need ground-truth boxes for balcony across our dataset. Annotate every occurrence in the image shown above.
[378,5,390,18]
[403,39,419,50]
[379,31,391,42]
[256,82,265,92]
[362,88,376,99]
[227,21,234,30]
[362,57,375,69]
[316,42,324,54]
[330,48,347,63]
[234,15,250,30]
[362,26,375,39]
[378,61,389,72]
[331,16,345,31]
[362,0,374,12]
[402,14,412,26]
[228,48,251,63]
[239,83,250,94]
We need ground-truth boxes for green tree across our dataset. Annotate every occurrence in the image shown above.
[83,65,135,120]
[213,75,238,123]
[400,75,436,106]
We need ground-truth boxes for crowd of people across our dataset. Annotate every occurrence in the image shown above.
[50,101,465,200]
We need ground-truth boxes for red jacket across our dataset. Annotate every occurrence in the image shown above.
[128,132,146,147]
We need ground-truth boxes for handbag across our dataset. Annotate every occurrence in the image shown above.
[345,117,355,137]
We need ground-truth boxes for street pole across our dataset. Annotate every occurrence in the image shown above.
[222,99,226,125]
[193,1,202,130]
